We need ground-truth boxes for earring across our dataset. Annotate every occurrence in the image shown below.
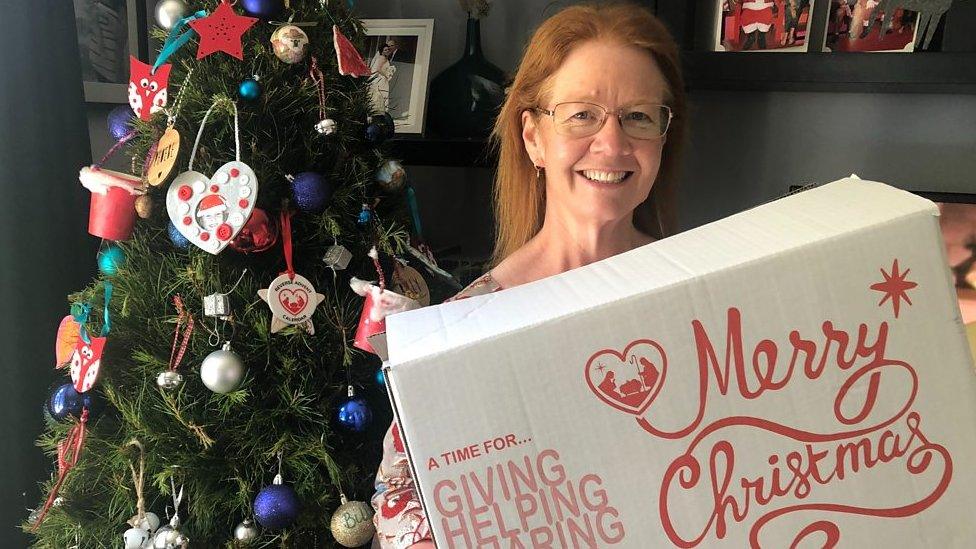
[535,166,543,180]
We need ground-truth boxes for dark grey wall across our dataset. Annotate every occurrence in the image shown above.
[88,0,976,262]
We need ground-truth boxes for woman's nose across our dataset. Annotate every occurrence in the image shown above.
[589,114,633,156]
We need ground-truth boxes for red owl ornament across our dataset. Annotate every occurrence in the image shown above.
[68,283,113,393]
[128,57,171,121]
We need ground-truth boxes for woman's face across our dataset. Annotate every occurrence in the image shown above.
[522,40,670,229]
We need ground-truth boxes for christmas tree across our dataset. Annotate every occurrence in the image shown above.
[25,0,441,546]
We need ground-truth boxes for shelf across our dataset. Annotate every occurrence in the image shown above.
[683,51,976,94]
[386,136,495,167]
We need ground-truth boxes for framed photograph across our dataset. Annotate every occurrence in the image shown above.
[823,0,920,52]
[713,0,817,52]
[73,0,144,103]
[361,19,434,135]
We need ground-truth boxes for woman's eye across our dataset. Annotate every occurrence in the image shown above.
[571,111,592,120]
[627,111,650,121]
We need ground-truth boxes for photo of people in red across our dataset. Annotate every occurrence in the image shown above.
[717,0,814,51]
[825,0,919,51]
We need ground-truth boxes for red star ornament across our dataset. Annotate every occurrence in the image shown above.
[188,1,258,60]
[870,258,918,319]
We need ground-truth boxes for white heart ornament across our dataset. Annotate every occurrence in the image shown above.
[166,161,258,254]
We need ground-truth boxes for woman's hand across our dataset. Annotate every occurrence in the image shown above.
[408,542,436,549]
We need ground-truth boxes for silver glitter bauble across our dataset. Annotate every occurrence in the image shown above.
[375,160,406,192]
[200,342,244,394]
[124,527,151,549]
[315,118,337,135]
[154,0,188,31]
[329,497,375,547]
[234,518,260,543]
[156,370,184,390]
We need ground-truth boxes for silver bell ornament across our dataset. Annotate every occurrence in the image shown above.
[129,511,161,532]
[152,517,189,549]
[234,518,260,543]
[124,527,151,549]
[200,341,244,393]
[329,494,376,547]
[156,370,184,390]
[154,0,188,31]
[315,118,337,135]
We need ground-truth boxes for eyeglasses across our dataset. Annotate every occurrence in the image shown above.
[533,102,673,140]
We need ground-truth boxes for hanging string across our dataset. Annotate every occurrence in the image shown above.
[165,67,195,127]
[309,56,328,121]
[188,98,241,171]
[153,10,208,73]
[279,208,295,280]
[368,246,386,291]
[74,281,113,344]
[168,295,194,374]
[31,409,89,531]
[126,439,147,522]
[94,132,137,170]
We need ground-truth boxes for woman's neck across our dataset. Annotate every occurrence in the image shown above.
[494,210,652,287]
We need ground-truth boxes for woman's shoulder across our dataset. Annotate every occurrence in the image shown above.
[445,271,503,303]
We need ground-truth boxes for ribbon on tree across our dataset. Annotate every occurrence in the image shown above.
[31,409,90,531]
[279,208,296,280]
[167,295,194,376]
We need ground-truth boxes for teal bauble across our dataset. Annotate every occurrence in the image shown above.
[97,243,126,276]
[238,78,261,101]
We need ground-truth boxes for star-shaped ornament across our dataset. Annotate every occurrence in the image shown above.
[188,1,258,60]
[258,273,326,334]
[870,258,918,319]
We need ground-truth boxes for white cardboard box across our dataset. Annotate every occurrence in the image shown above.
[384,177,976,548]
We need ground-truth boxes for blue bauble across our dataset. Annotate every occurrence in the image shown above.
[356,206,373,228]
[97,243,126,276]
[168,221,190,249]
[376,369,385,385]
[253,483,301,529]
[364,123,385,145]
[241,0,283,18]
[107,105,134,141]
[238,78,261,101]
[46,383,103,422]
[290,172,333,213]
[337,397,373,432]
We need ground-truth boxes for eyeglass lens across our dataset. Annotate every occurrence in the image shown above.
[551,102,670,139]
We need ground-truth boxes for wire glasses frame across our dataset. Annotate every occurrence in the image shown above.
[534,102,674,140]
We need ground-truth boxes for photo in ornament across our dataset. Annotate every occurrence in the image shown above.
[166,162,258,254]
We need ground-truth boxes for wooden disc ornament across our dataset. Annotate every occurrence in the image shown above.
[166,101,258,254]
[257,210,325,334]
[392,263,430,306]
[146,126,181,186]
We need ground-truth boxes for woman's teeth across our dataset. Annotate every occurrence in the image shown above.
[579,170,632,183]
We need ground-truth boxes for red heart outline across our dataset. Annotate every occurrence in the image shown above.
[278,288,309,315]
[584,338,667,416]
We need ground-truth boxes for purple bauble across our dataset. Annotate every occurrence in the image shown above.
[107,105,134,141]
[337,397,372,432]
[253,483,301,529]
[290,172,334,213]
[241,0,283,18]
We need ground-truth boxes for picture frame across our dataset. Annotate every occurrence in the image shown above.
[74,0,145,103]
[361,18,435,135]
[711,0,818,52]
[823,0,921,52]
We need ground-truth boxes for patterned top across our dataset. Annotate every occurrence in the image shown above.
[370,272,502,548]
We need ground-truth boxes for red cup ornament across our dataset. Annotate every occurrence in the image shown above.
[79,167,146,241]
[350,277,421,356]
[230,208,279,253]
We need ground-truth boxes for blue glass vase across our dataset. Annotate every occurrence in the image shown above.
[428,17,507,138]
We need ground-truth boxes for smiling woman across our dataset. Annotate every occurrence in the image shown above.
[370,3,688,548]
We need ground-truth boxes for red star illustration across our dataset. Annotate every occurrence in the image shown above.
[187,1,258,60]
[870,259,918,319]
